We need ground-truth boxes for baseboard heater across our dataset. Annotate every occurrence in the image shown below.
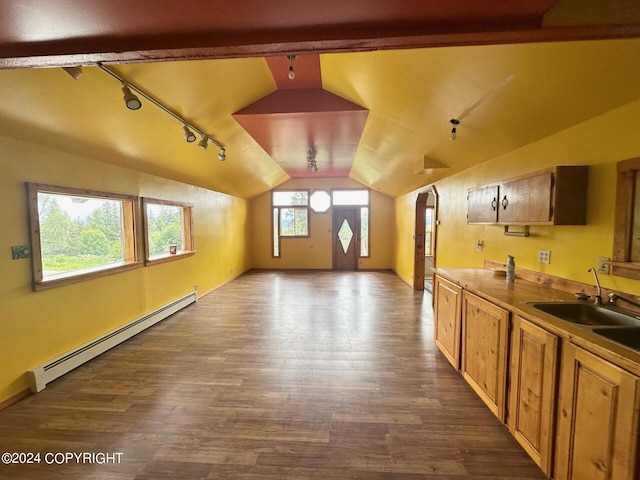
[27,291,197,393]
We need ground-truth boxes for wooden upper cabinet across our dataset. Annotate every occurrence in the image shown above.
[508,316,559,477]
[467,185,499,224]
[499,172,553,224]
[467,166,588,226]
[433,275,462,370]
[555,343,640,480]
[461,291,510,422]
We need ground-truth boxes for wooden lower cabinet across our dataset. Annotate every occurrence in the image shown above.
[461,291,510,421]
[433,275,462,369]
[508,316,559,476]
[555,343,640,480]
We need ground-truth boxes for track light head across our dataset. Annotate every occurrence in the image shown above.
[217,148,226,161]
[198,135,209,149]
[122,84,141,110]
[183,125,197,143]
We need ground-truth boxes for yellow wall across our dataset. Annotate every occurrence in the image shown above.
[394,99,640,293]
[394,192,419,286]
[251,178,394,270]
[0,135,251,404]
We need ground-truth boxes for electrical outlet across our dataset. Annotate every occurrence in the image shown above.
[538,249,551,264]
[475,240,483,252]
[597,256,611,275]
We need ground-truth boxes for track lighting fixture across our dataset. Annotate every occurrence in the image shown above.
[97,65,226,160]
[287,55,296,80]
[306,147,318,172]
[449,118,460,141]
[183,125,196,143]
[122,84,142,110]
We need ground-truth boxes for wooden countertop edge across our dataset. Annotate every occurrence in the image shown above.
[433,267,640,376]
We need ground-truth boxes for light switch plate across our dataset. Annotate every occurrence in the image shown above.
[11,245,30,259]
[597,256,611,275]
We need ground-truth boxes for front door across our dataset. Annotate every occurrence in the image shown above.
[333,208,359,270]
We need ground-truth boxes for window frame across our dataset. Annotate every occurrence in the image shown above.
[271,189,310,258]
[331,188,369,207]
[310,189,331,213]
[27,182,142,291]
[142,197,195,266]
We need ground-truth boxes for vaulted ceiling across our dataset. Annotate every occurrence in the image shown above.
[0,1,639,198]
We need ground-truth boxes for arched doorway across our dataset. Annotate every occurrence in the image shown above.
[413,186,438,291]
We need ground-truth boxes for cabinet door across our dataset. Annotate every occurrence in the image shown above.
[499,172,553,224]
[555,343,640,480]
[467,185,499,223]
[461,291,510,421]
[508,316,559,476]
[433,275,462,369]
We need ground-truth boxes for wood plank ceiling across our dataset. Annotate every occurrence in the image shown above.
[0,1,639,198]
[233,55,369,178]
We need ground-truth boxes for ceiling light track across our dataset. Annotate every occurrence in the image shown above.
[96,64,227,160]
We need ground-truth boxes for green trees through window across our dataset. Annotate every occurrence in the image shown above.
[272,190,310,257]
[27,184,197,290]
[27,183,140,290]
[37,193,126,276]
[142,198,194,264]
[145,204,183,258]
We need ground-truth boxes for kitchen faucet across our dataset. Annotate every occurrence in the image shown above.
[588,267,602,305]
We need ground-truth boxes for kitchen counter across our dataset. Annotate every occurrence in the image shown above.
[434,268,640,375]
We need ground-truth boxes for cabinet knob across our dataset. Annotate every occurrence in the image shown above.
[491,197,497,211]
[501,196,509,210]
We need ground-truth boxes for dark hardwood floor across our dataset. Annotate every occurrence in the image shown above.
[0,271,546,479]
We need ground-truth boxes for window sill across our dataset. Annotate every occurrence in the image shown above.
[33,261,143,291]
[145,250,196,266]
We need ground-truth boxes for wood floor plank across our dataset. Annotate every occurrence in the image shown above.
[0,271,546,479]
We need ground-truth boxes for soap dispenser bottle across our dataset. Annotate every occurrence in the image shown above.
[506,255,515,283]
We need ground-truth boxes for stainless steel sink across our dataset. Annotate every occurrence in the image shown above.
[592,327,640,350]
[523,301,640,352]
[524,302,640,327]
